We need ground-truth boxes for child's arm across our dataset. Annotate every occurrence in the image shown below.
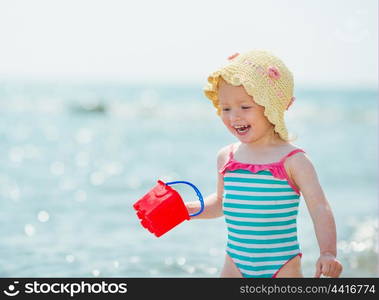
[186,146,229,219]
[290,153,343,278]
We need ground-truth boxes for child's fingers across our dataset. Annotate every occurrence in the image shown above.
[324,262,343,277]
[330,262,343,278]
[331,270,340,277]
[336,263,343,276]
[321,263,330,276]
[325,264,337,277]
[314,261,322,278]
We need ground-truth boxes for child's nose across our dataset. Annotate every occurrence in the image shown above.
[230,111,242,122]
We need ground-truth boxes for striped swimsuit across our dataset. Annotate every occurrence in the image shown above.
[220,144,305,278]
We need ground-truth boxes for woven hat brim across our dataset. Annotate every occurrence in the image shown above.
[204,70,289,141]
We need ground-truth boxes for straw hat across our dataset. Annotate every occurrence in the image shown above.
[203,50,295,141]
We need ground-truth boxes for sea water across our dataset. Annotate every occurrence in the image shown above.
[0,80,377,277]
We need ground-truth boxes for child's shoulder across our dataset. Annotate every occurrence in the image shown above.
[217,142,240,157]
[285,145,321,192]
[286,144,315,175]
[285,142,309,159]
[284,143,308,163]
[216,143,234,155]
[216,143,235,169]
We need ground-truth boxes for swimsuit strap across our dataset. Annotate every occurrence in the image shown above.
[279,149,305,163]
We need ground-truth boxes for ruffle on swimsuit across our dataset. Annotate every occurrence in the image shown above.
[219,145,305,195]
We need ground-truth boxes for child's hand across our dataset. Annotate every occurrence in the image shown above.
[314,253,343,278]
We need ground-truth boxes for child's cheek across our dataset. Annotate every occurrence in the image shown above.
[222,119,230,127]
[221,116,234,131]
[220,115,228,126]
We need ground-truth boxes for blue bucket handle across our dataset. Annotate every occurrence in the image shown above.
[165,181,204,217]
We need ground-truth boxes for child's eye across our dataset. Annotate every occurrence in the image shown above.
[222,108,230,112]
[241,106,252,110]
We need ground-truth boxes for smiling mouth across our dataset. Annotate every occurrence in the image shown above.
[233,125,251,134]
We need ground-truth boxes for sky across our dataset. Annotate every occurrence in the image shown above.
[0,0,377,88]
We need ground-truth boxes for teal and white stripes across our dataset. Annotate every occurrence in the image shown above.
[223,169,301,278]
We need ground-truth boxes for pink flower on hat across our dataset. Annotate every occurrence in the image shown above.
[227,52,240,60]
[286,96,296,110]
[267,66,281,80]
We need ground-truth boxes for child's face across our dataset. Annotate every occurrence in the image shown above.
[218,80,276,144]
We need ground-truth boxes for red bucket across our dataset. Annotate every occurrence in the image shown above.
[133,180,204,237]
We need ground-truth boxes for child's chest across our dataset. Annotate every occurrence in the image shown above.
[232,153,299,191]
